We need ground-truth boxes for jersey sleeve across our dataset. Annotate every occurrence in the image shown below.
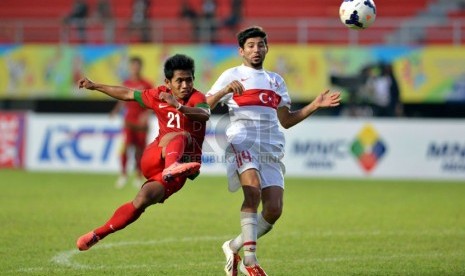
[134,88,156,109]
[277,76,291,108]
[189,91,211,111]
[206,70,234,104]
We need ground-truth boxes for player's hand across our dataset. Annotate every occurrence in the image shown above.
[314,90,341,108]
[159,91,179,108]
[224,80,245,95]
[78,77,96,90]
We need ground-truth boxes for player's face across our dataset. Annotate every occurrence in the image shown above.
[165,70,194,99]
[240,37,268,69]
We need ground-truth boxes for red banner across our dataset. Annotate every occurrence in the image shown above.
[0,112,25,168]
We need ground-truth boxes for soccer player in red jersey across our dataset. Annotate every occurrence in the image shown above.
[110,56,153,188]
[76,54,210,251]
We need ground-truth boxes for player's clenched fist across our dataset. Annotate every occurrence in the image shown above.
[159,91,179,107]
[225,80,244,95]
[78,77,96,90]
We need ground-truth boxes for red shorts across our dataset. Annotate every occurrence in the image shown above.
[140,141,187,202]
[123,128,147,149]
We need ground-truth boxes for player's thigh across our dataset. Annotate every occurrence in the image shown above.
[259,162,285,221]
[140,141,164,179]
[158,131,190,148]
[239,168,261,188]
[228,142,261,187]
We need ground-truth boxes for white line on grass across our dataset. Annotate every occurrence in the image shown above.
[51,235,231,270]
[13,229,464,273]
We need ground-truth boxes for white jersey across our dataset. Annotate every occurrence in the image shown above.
[207,64,291,151]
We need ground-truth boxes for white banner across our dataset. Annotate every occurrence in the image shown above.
[24,114,465,180]
[26,114,125,172]
[282,118,465,180]
[24,113,228,174]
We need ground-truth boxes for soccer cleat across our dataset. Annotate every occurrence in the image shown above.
[162,161,201,182]
[115,175,127,189]
[239,261,268,276]
[76,231,100,251]
[222,240,242,276]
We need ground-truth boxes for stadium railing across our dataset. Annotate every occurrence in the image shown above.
[1,17,465,45]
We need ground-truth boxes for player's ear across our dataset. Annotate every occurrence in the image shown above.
[238,47,244,57]
[164,78,171,89]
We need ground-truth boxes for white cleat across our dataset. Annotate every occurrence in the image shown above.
[222,240,241,276]
[115,175,127,189]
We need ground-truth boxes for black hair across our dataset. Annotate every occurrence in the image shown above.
[129,56,143,65]
[163,54,195,80]
[237,26,268,48]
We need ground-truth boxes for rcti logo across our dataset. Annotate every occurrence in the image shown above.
[350,124,386,172]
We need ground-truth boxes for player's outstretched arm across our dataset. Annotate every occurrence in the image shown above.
[78,77,135,101]
[206,80,244,109]
[277,90,341,129]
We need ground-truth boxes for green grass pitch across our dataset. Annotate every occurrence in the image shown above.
[0,170,464,275]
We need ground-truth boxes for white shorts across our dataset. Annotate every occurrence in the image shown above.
[225,142,286,192]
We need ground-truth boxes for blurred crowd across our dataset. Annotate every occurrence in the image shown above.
[63,0,243,43]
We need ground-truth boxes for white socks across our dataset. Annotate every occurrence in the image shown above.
[230,212,274,265]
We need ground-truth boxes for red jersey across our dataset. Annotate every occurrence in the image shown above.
[122,79,153,125]
[134,86,208,161]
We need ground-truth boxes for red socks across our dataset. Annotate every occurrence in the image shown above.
[94,202,144,239]
[164,135,188,167]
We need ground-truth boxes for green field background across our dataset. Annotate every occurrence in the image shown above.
[0,171,464,275]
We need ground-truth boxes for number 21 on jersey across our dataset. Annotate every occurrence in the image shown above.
[167,112,180,128]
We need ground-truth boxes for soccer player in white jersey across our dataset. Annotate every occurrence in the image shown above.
[206,26,341,276]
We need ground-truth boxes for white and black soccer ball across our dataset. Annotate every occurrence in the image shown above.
[339,0,376,30]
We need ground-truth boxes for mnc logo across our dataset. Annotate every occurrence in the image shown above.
[350,124,386,172]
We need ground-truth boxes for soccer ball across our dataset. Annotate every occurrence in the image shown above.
[339,0,376,30]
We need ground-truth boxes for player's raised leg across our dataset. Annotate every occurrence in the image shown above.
[76,181,165,251]
[161,132,200,181]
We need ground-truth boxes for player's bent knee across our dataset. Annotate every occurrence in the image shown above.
[264,206,283,220]
[133,181,165,209]
[263,204,283,222]
[242,185,261,209]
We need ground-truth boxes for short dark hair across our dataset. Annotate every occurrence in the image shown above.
[237,26,268,48]
[129,56,143,66]
[164,54,195,80]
